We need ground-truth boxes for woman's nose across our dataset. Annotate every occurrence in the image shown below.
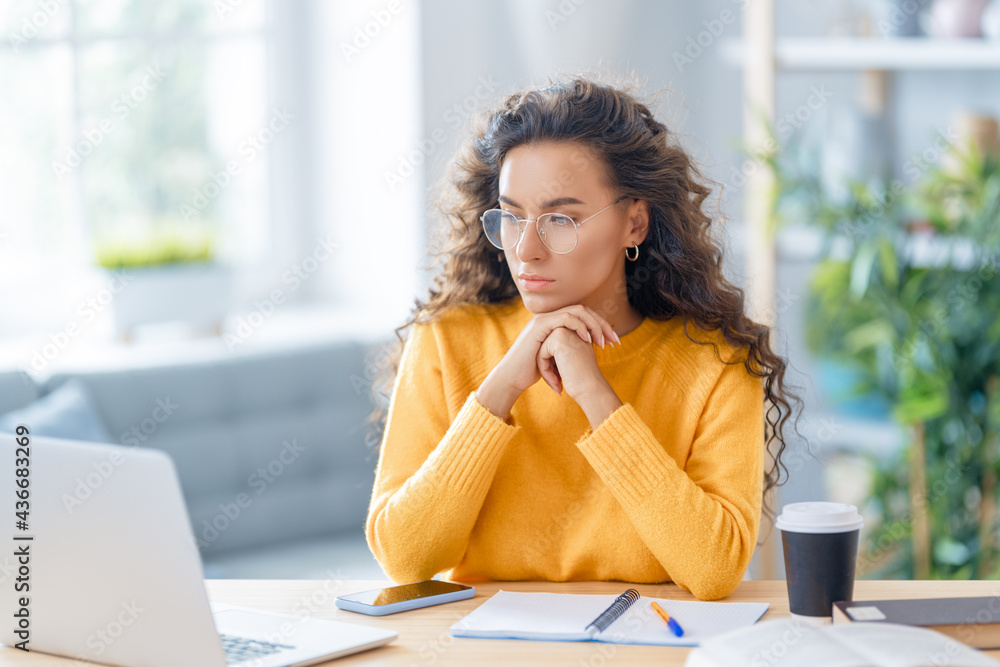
[515,219,547,261]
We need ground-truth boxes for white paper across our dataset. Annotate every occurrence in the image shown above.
[695,617,1000,667]
[596,594,771,646]
[450,590,769,646]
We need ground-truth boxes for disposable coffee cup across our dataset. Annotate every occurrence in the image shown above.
[776,502,864,625]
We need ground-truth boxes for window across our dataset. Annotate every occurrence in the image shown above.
[0,0,271,280]
[1,0,424,345]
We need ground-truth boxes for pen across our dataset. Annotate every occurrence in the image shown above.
[650,601,684,637]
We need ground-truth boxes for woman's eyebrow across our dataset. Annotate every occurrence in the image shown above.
[498,195,586,208]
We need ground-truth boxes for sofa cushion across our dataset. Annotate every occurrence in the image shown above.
[0,369,39,414]
[0,379,112,443]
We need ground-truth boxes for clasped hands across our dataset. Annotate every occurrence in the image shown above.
[489,304,625,429]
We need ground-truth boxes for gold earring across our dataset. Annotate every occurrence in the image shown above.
[625,243,639,262]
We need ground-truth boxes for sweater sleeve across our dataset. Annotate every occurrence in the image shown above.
[574,360,764,601]
[365,321,521,583]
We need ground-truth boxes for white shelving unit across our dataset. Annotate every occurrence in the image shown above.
[732,7,1000,579]
[722,36,1000,71]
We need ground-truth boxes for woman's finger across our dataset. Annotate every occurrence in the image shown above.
[553,312,592,345]
[537,345,562,393]
[578,305,620,346]
[559,307,604,348]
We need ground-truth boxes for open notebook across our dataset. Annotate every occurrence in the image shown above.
[450,590,769,647]
[684,617,1000,667]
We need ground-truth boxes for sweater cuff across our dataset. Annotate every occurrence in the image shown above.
[574,402,678,510]
[430,391,521,498]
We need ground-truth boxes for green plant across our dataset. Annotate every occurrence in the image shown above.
[765,133,1000,579]
[95,222,216,270]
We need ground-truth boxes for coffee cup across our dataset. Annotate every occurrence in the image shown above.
[776,501,864,625]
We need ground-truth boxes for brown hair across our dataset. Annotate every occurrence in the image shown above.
[364,74,799,521]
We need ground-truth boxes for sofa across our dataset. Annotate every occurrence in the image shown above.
[0,333,394,578]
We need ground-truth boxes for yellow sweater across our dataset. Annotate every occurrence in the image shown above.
[365,296,764,601]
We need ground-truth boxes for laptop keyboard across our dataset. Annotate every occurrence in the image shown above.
[220,634,295,665]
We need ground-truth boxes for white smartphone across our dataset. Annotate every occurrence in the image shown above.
[335,580,476,616]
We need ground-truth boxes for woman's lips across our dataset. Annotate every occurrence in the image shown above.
[520,278,555,291]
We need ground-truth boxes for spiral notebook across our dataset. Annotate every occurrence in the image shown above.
[450,589,769,647]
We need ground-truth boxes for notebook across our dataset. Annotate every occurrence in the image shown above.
[450,589,769,647]
[684,616,1000,667]
[833,597,1000,649]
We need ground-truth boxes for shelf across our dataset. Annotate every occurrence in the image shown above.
[721,37,1000,71]
[774,225,980,269]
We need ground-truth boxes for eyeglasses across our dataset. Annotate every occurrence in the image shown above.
[480,196,629,254]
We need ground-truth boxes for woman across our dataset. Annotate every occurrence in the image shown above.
[364,76,796,601]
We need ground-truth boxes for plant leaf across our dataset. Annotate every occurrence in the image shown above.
[845,319,895,352]
[878,237,899,290]
[850,241,880,300]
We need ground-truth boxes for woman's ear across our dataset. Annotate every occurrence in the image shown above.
[628,199,651,245]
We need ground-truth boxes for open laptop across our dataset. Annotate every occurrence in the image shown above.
[0,433,397,667]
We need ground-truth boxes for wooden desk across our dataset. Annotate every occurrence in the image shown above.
[6,580,1000,665]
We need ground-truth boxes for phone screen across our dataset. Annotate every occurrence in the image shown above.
[340,580,471,606]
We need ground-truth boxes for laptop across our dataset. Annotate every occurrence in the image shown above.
[0,433,397,666]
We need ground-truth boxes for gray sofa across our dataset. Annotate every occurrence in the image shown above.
[0,336,392,577]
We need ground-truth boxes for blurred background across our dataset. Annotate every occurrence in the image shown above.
[1,0,999,582]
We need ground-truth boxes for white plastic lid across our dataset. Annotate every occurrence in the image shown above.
[775,502,864,534]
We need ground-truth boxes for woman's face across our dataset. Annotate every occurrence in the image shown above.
[497,140,639,315]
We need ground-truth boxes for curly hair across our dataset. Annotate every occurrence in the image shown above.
[365,74,800,522]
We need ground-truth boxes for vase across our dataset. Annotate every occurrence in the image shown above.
[921,0,990,37]
[983,0,1000,38]
[873,0,924,36]
[109,263,233,340]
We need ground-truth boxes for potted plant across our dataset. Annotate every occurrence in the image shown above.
[764,127,1000,579]
[95,221,232,340]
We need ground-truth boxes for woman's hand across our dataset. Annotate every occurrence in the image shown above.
[537,327,625,430]
[503,304,619,394]
[536,326,605,397]
[476,304,619,421]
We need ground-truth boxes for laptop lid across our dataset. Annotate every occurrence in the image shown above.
[0,432,227,667]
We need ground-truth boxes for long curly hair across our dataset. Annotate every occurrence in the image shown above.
[365,74,800,522]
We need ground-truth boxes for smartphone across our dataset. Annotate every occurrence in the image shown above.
[335,580,476,616]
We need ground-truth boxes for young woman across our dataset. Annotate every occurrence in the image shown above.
[364,76,796,601]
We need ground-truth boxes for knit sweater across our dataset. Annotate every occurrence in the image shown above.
[365,296,764,601]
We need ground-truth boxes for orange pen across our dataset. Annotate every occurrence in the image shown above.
[650,601,684,637]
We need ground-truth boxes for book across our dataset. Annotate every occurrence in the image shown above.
[833,597,1000,649]
[449,588,769,647]
[684,616,1000,667]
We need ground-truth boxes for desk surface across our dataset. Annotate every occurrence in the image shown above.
[7,580,1000,665]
